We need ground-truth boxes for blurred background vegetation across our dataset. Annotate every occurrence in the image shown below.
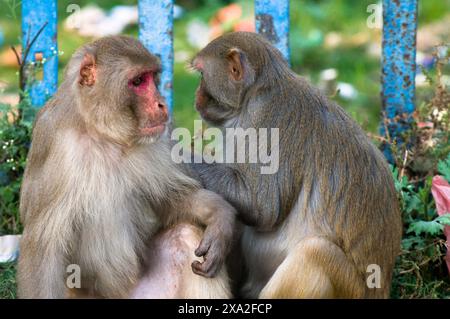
[0,0,449,299]
[0,0,447,132]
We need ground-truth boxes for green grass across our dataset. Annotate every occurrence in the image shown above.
[0,262,17,299]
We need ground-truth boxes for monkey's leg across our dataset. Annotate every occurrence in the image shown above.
[17,235,67,298]
[259,237,366,299]
[130,223,231,299]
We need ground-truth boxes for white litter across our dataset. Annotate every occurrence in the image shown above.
[337,82,358,100]
[0,235,21,262]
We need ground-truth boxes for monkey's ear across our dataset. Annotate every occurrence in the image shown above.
[79,53,97,86]
[226,48,244,81]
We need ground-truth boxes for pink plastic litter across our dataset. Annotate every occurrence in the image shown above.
[431,175,450,274]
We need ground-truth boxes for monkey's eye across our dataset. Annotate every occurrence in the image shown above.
[132,76,144,87]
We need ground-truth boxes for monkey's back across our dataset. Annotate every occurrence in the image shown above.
[298,78,401,297]
[242,75,402,297]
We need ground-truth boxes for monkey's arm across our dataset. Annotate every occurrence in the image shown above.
[180,188,236,278]
[192,163,258,225]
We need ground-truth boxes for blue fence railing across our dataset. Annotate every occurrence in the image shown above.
[22,0,58,107]
[21,0,418,144]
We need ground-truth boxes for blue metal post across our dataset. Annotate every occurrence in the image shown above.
[22,0,58,107]
[138,0,174,112]
[381,0,418,158]
[254,0,290,63]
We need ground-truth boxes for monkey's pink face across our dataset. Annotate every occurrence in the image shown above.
[128,70,169,138]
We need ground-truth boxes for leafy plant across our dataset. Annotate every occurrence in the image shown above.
[0,262,16,299]
[391,158,450,298]
[388,44,450,298]
[0,96,35,235]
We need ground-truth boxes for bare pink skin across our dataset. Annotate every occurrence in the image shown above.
[130,224,202,298]
[128,71,168,136]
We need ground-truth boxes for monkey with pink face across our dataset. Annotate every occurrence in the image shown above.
[18,36,235,299]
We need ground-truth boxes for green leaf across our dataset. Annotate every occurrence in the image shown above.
[402,236,426,250]
[0,187,14,203]
[408,220,443,236]
[436,214,450,226]
[407,214,450,236]
[404,193,422,213]
[437,153,450,182]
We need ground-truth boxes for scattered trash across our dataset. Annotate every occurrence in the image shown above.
[0,235,21,262]
[209,3,254,40]
[416,51,435,70]
[337,82,358,100]
[366,41,382,58]
[64,4,184,38]
[324,31,369,50]
[318,68,338,95]
[318,69,358,100]
[0,93,20,106]
[64,5,138,37]
[186,20,211,49]
[324,32,342,49]
[417,14,450,51]
[416,73,430,87]
[320,68,338,82]
[233,18,254,33]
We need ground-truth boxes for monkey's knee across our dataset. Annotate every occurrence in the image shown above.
[260,237,364,299]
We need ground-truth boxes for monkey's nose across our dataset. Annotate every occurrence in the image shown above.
[192,57,204,71]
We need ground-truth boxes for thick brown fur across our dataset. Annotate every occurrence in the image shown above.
[192,32,402,298]
[18,36,235,299]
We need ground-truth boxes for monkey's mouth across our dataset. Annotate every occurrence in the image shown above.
[140,123,166,136]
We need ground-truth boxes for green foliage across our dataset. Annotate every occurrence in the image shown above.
[391,153,450,298]
[408,215,450,237]
[0,97,35,235]
[0,262,17,299]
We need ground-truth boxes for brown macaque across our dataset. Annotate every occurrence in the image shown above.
[18,35,235,299]
[191,32,402,298]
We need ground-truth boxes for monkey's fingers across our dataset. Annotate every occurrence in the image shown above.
[194,239,226,278]
[191,254,220,278]
[195,239,211,257]
[191,260,209,277]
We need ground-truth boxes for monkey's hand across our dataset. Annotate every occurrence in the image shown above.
[191,223,232,278]
[185,189,236,278]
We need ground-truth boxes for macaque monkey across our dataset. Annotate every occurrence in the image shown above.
[18,36,235,299]
[191,32,402,298]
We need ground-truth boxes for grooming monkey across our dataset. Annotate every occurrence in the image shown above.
[18,36,235,299]
[191,32,402,298]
